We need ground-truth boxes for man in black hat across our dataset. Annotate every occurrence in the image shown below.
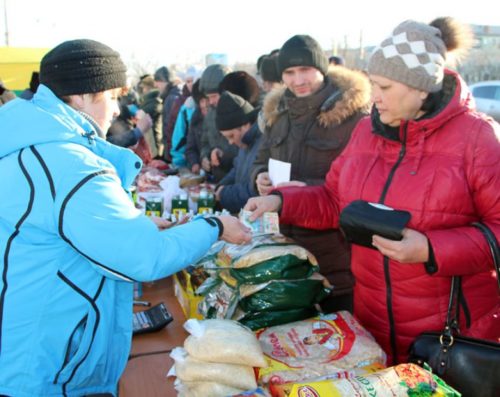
[0,39,251,396]
[250,34,371,313]
[215,91,262,213]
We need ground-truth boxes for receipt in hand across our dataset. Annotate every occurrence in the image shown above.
[268,158,291,186]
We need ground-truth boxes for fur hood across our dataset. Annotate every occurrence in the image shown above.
[262,65,371,128]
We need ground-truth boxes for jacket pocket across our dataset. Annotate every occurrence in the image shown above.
[53,272,100,386]
[303,138,344,178]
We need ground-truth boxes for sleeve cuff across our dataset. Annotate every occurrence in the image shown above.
[201,217,224,239]
[132,127,143,140]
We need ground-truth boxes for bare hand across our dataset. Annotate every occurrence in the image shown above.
[201,157,211,172]
[210,148,223,167]
[191,163,201,174]
[215,185,224,201]
[256,172,273,196]
[150,216,174,230]
[244,195,282,222]
[277,180,306,188]
[216,215,252,244]
[135,110,153,133]
[372,228,429,263]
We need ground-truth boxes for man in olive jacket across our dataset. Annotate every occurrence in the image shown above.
[251,35,371,312]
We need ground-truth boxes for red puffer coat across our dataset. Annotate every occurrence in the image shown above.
[277,70,500,364]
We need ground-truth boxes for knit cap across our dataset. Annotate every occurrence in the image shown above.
[199,64,231,94]
[278,35,328,76]
[40,39,127,97]
[216,91,256,131]
[259,55,281,83]
[154,66,170,82]
[368,20,447,92]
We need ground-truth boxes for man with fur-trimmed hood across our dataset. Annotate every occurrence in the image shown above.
[251,34,371,313]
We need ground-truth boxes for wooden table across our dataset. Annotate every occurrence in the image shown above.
[119,278,187,397]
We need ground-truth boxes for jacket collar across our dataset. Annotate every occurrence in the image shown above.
[262,65,371,128]
[241,123,261,147]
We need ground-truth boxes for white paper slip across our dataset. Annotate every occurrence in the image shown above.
[268,158,291,186]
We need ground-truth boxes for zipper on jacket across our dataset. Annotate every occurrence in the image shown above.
[383,256,398,365]
[53,315,88,384]
[379,124,408,364]
[379,125,408,204]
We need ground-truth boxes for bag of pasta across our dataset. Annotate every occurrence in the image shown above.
[256,312,387,385]
[270,363,460,397]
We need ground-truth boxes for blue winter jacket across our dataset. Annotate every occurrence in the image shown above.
[170,97,195,168]
[218,123,262,213]
[0,86,220,396]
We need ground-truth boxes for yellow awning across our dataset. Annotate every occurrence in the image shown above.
[0,47,49,91]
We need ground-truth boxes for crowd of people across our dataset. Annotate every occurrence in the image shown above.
[0,15,498,396]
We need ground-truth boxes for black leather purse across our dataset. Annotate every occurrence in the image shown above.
[339,200,411,248]
[408,223,500,397]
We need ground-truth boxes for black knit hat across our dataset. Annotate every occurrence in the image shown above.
[278,35,328,76]
[218,71,261,107]
[216,91,256,131]
[259,55,281,83]
[154,66,170,82]
[40,39,127,97]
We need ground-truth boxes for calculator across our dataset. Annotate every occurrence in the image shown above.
[132,302,173,335]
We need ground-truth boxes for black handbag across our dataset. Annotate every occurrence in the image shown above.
[409,223,500,397]
[339,200,411,248]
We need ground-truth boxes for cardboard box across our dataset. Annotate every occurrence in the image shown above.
[173,270,203,320]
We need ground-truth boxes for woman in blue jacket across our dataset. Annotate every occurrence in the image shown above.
[0,39,251,397]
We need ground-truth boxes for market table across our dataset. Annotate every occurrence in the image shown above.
[119,278,187,397]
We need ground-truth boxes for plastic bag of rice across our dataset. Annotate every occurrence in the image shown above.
[183,319,267,368]
[256,311,386,385]
[168,347,257,390]
[174,378,245,397]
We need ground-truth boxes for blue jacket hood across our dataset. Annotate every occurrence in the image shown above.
[0,84,142,187]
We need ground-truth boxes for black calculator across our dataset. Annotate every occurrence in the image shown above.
[132,302,173,335]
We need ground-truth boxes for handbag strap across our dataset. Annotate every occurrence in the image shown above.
[436,222,499,375]
[472,222,500,292]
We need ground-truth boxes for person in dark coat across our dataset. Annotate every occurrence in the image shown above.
[154,66,182,162]
[215,91,262,213]
[138,75,163,158]
[185,80,208,173]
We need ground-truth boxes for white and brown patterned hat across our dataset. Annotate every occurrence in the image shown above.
[368,20,447,92]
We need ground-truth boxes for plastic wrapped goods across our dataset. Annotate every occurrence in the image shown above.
[169,347,257,390]
[183,319,267,368]
[256,312,387,385]
[270,363,461,397]
[216,234,318,284]
[175,379,244,397]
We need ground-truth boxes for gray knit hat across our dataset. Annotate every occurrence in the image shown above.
[368,20,447,92]
[199,64,231,94]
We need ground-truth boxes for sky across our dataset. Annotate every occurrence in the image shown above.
[1,0,498,69]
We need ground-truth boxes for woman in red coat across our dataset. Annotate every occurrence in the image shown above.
[245,17,500,364]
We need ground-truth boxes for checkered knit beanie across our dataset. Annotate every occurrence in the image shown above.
[40,39,127,97]
[368,20,446,92]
